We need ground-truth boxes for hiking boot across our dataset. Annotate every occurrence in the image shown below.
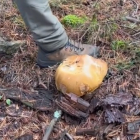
[37,39,99,68]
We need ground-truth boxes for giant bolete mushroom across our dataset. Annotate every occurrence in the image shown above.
[55,55,108,97]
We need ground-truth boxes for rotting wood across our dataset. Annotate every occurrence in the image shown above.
[55,93,90,118]
[0,87,90,119]
[55,98,88,118]
[0,87,90,118]
[64,93,90,112]
[76,128,98,136]
[76,124,114,137]
[0,88,54,111]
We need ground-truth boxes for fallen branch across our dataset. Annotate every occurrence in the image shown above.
[126,16,140,24]
[76,124,114,137]
[132,30,140,37]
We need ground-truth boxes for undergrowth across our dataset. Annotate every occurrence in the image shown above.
[0,0,140,140]
[0,0,139,89]
[61,14,87,27]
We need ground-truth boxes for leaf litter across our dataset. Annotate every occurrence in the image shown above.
[0,0,140,139]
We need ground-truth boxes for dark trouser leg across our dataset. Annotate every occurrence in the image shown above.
[14,0,68,52]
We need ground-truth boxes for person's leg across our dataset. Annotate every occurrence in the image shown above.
[14,0,99,68]
[14,0,68,52]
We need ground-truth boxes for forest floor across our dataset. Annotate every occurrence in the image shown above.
[0,0,140,140]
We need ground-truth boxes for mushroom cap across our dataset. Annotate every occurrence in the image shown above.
[55,55,108,97]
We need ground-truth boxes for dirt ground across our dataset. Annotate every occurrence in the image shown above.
[0,0,140,140]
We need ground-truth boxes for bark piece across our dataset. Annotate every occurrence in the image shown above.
[89,97,101,113]
[102,92,133,106]
[64,93,90,112]
[76,124,114,139]
[55,93,90,118]
[0,88,54,111]
[104,106,126,124]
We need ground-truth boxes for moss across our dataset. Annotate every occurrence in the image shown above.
[111,40,128,51]
[61,14,87,28]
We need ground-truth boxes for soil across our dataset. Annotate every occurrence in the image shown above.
[0,0,140,140]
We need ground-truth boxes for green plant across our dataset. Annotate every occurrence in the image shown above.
[115,61,134,70]
[6,99,12,105]
[90,14,98,29]
[0,96,2,100]
[111,40,127,51]
[130,46,140,64]
[61,14,87,28]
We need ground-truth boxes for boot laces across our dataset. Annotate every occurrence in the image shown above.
[65,39,84,52]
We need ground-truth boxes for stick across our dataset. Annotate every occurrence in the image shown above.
[130,0,139,16]
[126,16,140,24]
[42,110,62,140]
[42,118,58,140]
[76,128,97,136]
[59,129,74,140]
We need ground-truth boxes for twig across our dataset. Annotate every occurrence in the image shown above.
[130,0,139,16]
[79,25,91,41]
[43,118,58,140]
[59,129,74,140]
[65,133,73,140]
[54,125,73,140]
[42,110,62,140]
[93,0,100,8]
[126,16,140,24]
[76,128,97,136]
[129,41,140,45]
[132,31,140,37]
[36,69,47,89]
